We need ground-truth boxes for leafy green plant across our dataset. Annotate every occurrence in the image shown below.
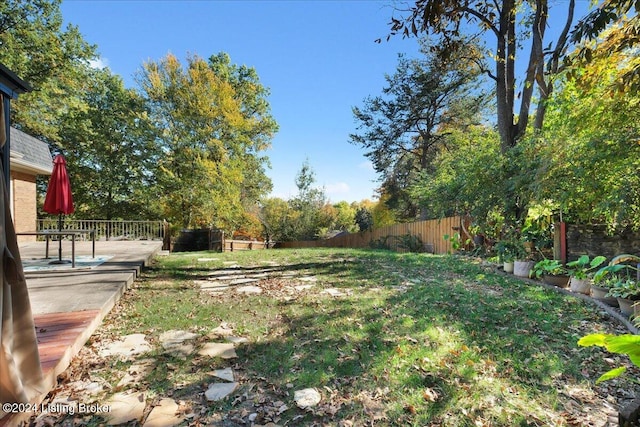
[495,239,527,262]
[395,233,424,253]
[578,333,640,383]
[369,235,392,250]
[593,254,640,284]
[566,255,606,280]
[606,279,640,300]
[443,232,463,253]
[578,255,640,384]
[592,274,622,289]
[529,259,567,279]
[521,216,554,253]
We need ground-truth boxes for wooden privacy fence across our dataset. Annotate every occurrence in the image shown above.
[279,216,468,254]
[37,219,170,250]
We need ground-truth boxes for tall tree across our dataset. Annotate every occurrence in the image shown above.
[207,53,278,206]
[138,53,276,231]
[258,197,293,243]
[409,125,505,222]
[0,0,97,139]
[351,40,487,220]
[354,204,374,232]
[383,0,576,152]
[288,160,328,240]
[57,68,159,220]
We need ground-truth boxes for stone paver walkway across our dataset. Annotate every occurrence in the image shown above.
[30,261,331,426]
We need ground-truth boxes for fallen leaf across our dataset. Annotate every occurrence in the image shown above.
[423,388,439,402]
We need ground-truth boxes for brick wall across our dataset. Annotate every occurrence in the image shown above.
[11,171,37,242]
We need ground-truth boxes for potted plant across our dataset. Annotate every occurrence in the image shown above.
[590,274,620,307]
[597,254,640,316]
[509,239,534,278]
[530,259,570,288]
[607,279,640,316]
[495,240,519,273]
[566,255,606,295]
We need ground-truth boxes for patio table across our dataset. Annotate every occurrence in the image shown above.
[16,229,96,268]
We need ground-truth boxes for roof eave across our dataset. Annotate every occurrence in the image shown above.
[10,157,53,176]
[0,63,32,98]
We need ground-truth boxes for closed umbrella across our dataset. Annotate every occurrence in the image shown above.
[43,154,74,263]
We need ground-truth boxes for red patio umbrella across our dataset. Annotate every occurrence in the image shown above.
[43,154,74,263]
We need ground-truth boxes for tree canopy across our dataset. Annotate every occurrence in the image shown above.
[532,28,640,229]
[570,0,640,91]
[57,69,159,220]
[138,53,277,231]
[383,0,576,151]
[351,39,488,220]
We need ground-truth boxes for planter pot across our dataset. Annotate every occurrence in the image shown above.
[542,274,570,288]
[503,261,514,274]
[513,260,534,278]
[570,277,591,295]
[591,285,618,307]
[617,298,638,317]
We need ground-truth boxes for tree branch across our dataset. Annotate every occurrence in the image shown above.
[462,6,500,36]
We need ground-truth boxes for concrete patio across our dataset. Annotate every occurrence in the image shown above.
[1,240,163,426]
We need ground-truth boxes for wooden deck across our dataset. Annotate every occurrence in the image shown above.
[0,241,163,426]
[35,310,102,378]
[0,310,104,426]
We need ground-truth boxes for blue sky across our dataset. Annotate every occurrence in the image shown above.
[60,1,591,204]
[61,0,423,203]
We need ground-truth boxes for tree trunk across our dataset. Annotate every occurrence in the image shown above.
[518,0,547,138]
[534,0,575,131]
[496,0,517,153]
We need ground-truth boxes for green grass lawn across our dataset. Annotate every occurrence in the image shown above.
[63,248,640,426]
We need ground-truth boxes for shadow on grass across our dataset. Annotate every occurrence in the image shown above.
[86,249,640,426]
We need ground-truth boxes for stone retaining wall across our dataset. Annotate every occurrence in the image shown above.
[566,224,640,261]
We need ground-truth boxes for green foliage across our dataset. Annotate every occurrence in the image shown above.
[495,240,524,263]
[351,39,488,220]
[571,3,640,92]
[0,0,97,139]
[371,193,396,228]
[58,69,160,220]
[593,254,640,296]
[409,125,505,222]
[138,53,276,231]
[287,160,328,240]
[395,233,424,253]
[530,259,568,279]
[327,201,358,233]
[443,232,463,253]
[354,206,373,232]
[566,255,607,280]
[0,0,165,222]
[606,279,640,299]
[534,36,640,229]
[578,333,640,383]
[369,235,393,250]
[258,197,293,243]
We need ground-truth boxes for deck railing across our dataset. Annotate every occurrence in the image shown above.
[37,219,169,248]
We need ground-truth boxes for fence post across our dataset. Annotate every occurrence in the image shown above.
[554,222,567,264]
[163,220,171,251]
